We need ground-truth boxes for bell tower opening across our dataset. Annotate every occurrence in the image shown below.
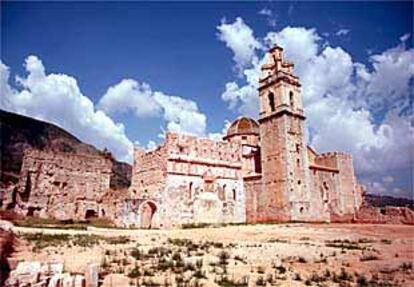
[268,92,275,112]
[289,91,294,109]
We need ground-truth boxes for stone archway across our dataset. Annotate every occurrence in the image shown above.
[139,201,157,229]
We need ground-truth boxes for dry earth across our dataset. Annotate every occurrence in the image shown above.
[10,223,414,286]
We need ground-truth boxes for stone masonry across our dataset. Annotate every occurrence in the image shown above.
[125,45,366,228]
[124,132,246,228]
[14,149,112,221]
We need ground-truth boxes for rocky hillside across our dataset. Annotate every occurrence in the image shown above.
[0,109,131,189]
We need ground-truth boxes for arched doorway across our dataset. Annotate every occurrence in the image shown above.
[85,209,97,219]
[140,201,157,229]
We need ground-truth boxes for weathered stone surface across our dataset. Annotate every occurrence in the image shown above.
[0,219,14,231]
[123,46,371,228]
[15,261,41,275]
[354,206,414,225]
[73,275,85,287]
[4,261,75,287]
[125,132,247,228]
[15,149,112,221]
[85,263,99,287]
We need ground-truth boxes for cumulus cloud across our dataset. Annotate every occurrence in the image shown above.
[98,79,161,117]
[217,18,414,196]
[99,79,207,137]
[0,56,133,162]
[153,92,206,136]
[217,17,262,73]
[221,81,259,117]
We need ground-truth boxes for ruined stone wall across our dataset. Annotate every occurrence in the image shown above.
[160,174,245,228]
[100,188,129,224]
[122,132,246,228]
[315,152,361,217]
[226,134,261,176]
[354,206,414,225]
[16,149,111,220]
[309,166,341,222]
[162,133,245,227]
[244,175,262,224]
[165,133,242,168]
[129,145,168,198]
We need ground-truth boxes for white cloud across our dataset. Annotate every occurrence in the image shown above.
[221,81,259,117]
[99,79,207,137]
[99,79,161,117]
[258,8,272,16]
[0,56,133,163]
[336,29,350,36]
[359,45,414,114]
[153,92,206,136]
[217,18,414,184]
[217,17,262,73]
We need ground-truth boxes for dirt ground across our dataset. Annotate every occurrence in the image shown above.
[10,223,414,286]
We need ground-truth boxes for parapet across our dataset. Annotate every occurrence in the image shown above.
[314,151,353,170]
[22,149,112,173]
[164,131,242,164]
[316,151,352,160]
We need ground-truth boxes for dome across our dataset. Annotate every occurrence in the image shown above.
[225,117,259,138]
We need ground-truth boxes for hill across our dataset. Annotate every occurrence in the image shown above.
[364,193,414,210]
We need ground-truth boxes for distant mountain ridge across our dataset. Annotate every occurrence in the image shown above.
[365,194,414,210]
[0,109,131,189]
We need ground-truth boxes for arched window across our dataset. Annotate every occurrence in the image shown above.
[289,91,294,108]
[268,92,275,112]
[232,188,237,201]
[189,182,193,199]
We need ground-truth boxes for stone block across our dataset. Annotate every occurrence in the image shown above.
[73,274,85,287]
[85,263,99,287]
[15,261,41,275]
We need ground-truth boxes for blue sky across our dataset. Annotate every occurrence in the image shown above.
[1,1,413,198]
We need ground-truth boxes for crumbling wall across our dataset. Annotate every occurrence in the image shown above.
[315,152,362,218]
[129,145,168,198]
[122,132,246,228]
[244,175,262,224]
[355,206,414,225]
[100,188,129,223]
[162,133,245,227]
[16,149,111,220]
[309,166,340,222]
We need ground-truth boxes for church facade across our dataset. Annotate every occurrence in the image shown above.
[124,46,364,228]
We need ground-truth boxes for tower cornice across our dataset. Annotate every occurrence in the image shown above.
[258,109,306,123]
[258,73,301,91]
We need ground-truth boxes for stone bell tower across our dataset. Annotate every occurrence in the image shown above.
[257,45,326,222]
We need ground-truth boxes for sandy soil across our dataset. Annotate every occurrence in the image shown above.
[10,223,414,286]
